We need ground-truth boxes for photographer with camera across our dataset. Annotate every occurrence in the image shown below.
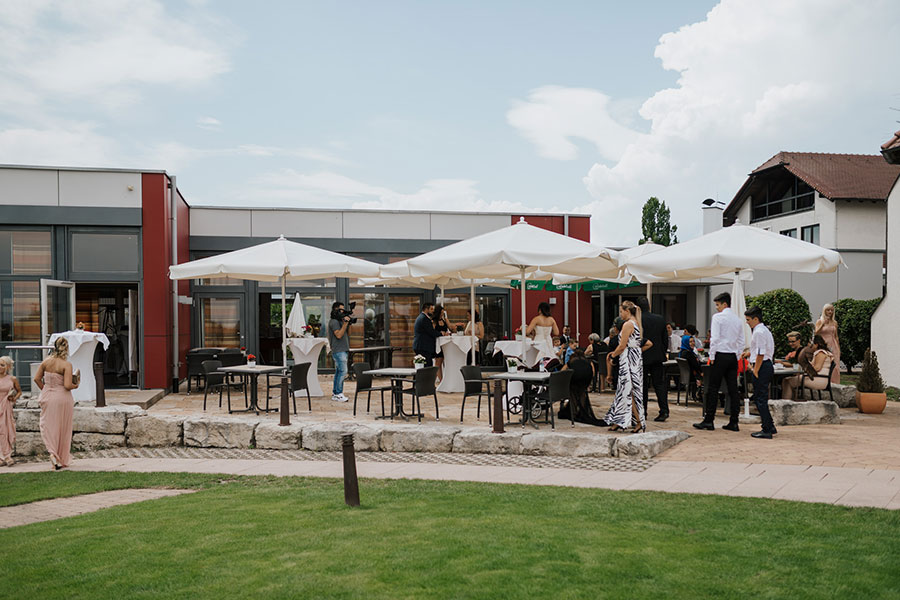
[328,301,355,402]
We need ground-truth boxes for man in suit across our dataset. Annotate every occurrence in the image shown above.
[413,303,438,366]
[635,296,669,422]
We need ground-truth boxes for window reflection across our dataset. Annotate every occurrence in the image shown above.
[201,298,241,347]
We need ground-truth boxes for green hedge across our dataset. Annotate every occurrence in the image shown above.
[833,298,881,372]
[745,288,812,358]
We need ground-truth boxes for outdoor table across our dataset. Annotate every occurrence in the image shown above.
[436,335,473,393]
[49,330,110,404]
[348,346,403,377]
[286,337,329,396]
[490,371,551,428]
[492,339,555,368]
[219,365,285,414]
[771,364,801,399]
[364,367,422,420]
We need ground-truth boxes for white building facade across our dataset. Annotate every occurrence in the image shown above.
[871,132,900,386]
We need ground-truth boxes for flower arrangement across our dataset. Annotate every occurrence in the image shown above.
[246,353,257,366]
[413,354,426,364]
[302,325,313,337]
[514,326,522,334]
[506,357,518,372]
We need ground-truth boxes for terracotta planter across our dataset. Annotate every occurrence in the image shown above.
[857,392,887,414]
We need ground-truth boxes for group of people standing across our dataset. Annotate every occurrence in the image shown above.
[413,302,484,379]
[0,336,80,469]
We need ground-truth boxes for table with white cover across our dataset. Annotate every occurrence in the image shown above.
[286,337,329,397]
[492,338,556,368]
[436,334,473,393]
[48,330,110,403]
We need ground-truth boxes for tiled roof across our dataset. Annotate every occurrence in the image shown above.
[750,151,900,200]
[882,131,900,165]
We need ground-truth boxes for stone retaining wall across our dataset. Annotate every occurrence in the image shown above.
[12,406,689,459]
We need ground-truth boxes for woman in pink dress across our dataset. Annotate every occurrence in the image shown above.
[0,356,22,466]
[34,337,79,470]
[815,303,841,384]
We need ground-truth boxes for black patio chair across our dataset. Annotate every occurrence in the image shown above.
[186,349,216,393]
[399,366,439,423]
[459,365,492,423]
[201,359,233,412]
[674,357,694,406]
[533,369,573,429]
[265,362,312,413]
[351,362,392,417]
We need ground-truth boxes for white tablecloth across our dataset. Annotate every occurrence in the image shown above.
[287,337,329,397]
[48,330,110,403]
[436,335,474,393]
[492,338,556,368]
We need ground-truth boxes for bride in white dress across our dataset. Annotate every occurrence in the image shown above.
[526,302,559,351]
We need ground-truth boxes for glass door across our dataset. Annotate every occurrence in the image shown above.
[198,295,244,349]
[40,279,76,345]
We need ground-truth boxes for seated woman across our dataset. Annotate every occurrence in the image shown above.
[781,335,833,400]
[558,348,605,425]
[584,333,609,358]
[678,330,703,393]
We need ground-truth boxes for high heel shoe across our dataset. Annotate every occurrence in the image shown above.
[49,454,61,470]
[631,424,646,434]
[608,425,625,432]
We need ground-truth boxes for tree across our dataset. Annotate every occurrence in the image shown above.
[833,297,882,373]
[745,289,812,358]
[639,197,678,246]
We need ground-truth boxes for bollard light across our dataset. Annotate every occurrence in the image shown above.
[492,380,504,434]
[279,376,291,426]
[342,433,360,507]
[94,362,106,407]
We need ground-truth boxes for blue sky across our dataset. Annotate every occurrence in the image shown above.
[1,0,897,244]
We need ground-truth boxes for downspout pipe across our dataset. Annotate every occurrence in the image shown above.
[170,175,179,393]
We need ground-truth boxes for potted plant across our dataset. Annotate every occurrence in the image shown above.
[506,357,518,373]
[514,326,524,342]
[246,353,257,367]
[857,349,887,414]
[302,325,313,338]
[240,346,247,356]
[413,354,427,370]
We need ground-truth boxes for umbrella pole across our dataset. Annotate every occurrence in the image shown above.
[281,275,288,368]
[646,282,652,305]
[520,266,527,336]
[470,283,477,365]
[575,286,580,344]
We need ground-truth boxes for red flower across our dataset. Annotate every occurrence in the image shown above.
[240,346,246,351]
[247,354,256,361]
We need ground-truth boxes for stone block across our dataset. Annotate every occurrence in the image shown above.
[125,415,185,447]
[614,430,690,459]
[73,406,143,434]
[301,422,380,452]
[183,417,259,448]
[830,383,857,408]
[255,422,303,450]
[72,432,126,451]
[12,431,44,456]
[768,400,841,426]
[519,431,617,457]
[379,424,460,453]
[13,409,40,432]
[452,429,523,454]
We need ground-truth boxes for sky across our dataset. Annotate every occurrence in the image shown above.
[1,0,898,245]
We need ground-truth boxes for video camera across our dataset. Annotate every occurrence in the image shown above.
[333,301,358,325]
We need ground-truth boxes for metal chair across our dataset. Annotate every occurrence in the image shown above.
[351,362,392,417]
[266,362,312,413]
[797,360,837,401]
[533,369,574,429]
[460,365,492,423]
[399,366,439,422]
[201,360,233,411]
[186,350,215,393]
[592,352,609,392]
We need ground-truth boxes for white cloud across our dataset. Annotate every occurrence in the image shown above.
[511,0,900,246]
[0,124,121,167]
[507,86,640,161]
[141,143,348,172]
[197,116,222,130]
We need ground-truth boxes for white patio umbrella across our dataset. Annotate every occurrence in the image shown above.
[169,235,380,367]
[380,218,621,341]
[285,293,307,337]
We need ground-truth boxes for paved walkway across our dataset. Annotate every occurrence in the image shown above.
[0,488,194,529]
[8,454,900,510]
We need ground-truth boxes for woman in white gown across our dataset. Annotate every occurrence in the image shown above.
[526,302,559,351]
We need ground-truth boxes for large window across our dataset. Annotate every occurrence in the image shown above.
[71,232,139,273]
[200,298,241,348]
[0,281,41,341]
[751,176,815,222]
[801,224,820,245]
[0,229,51,343]
[780,228,797,238]
[347,291,423,368]
[0,230,51,275]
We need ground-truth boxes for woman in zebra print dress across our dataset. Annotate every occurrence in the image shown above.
[604,301,647,433]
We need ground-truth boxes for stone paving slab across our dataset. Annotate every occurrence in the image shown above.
[0,489,194,529]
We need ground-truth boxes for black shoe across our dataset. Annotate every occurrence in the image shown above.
[692,421,714,430]
[653,413,668,422]
[722,422,740,432]
[751,431,773,439]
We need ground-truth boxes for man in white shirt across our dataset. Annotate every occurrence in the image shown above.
[742,306,778,439]
[694,292,744,431]
[666,323,680,354]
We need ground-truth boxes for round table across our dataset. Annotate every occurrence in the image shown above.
[286,337,329,397]
[48,330,110,403]
[436,335,474,393]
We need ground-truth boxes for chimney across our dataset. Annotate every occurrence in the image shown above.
[701,198,725,234]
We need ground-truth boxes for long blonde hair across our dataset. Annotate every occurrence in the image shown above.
[51,337,69,361]
[820,303,835,323]
[621,301,642,335]
[0,355,12,376]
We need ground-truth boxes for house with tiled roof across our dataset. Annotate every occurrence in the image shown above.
[707,151,900,351]
[872,133,900,387]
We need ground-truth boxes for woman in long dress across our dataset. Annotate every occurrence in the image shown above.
[34,337,79,470]
[526,301,559,350]
[815,303,841,384]
[0,356,22,466]
[604,301,648,433]
[463,310,484,365]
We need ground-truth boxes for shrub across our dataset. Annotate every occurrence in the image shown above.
[857,349,885,394]
[833,298,881,372]
[745,288,812,358]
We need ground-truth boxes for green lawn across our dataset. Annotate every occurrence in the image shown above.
[1,472,898,599]
[841,373,900,401]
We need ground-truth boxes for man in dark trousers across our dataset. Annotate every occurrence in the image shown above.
[413,302,438,366]
[694,291,744,432]
[635,296,669,422]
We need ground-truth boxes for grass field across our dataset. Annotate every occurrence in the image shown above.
[1,471,899,599]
